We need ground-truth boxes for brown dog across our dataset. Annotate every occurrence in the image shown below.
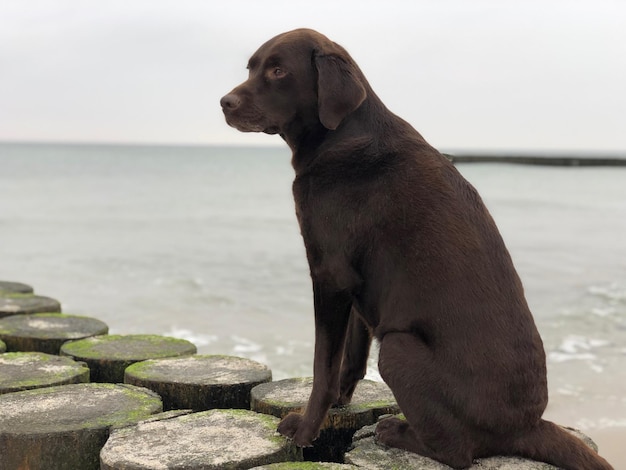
[220,29,613,469]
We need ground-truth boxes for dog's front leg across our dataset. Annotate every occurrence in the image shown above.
[277,280,352,446]
[337,309,372,405]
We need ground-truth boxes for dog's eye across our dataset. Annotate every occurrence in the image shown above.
[272,67,286,78]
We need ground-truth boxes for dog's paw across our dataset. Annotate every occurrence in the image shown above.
[374,416,409,447]
[333,393,352,407]
[277,412,317,447]
[335,388,356,407]
[335,382,357,406]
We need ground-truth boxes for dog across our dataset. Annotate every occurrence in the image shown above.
[220,28,613,469]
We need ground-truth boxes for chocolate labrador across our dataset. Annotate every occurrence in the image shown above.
[220,29,612,469]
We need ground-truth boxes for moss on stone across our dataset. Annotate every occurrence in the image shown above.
[255,462,357,469]
[251,378,399,462]
[0,312,108,337]
[125,354,269,382]
[100,407,301,469]
[0,281,34,295]
[0,313,109,354]
[83,384,163,429]
[61,335,197,383]
[0,352,90,393]
[0,383,162,434]
[0,293,33,299]
[223,409,283,443]
[0,294,62,317]
[61,334,196,360]
[0,383,162,470]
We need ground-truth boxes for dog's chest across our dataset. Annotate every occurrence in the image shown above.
[292,174,365,290]
[292,176,347,243]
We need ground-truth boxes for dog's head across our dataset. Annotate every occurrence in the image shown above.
[220,29,367,138]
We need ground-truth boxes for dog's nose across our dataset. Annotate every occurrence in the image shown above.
[220,93,241,110]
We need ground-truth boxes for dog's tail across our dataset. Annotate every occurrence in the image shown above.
[510,419,613,470]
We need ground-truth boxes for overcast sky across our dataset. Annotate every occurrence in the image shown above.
[1,0,625,152]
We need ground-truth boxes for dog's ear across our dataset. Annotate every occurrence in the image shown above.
[314,53,366,130]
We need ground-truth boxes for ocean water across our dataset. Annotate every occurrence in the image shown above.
[1,142,625,440]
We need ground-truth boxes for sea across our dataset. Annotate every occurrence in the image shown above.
[1,142,625,463]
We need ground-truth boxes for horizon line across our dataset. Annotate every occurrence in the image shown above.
[1,139,626,159]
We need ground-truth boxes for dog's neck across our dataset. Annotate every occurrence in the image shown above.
[281,118,328,155]
[282,119,329,173]
[286,93,402,175]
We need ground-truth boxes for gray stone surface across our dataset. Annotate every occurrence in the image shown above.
[0,313,109,354]
[60,334,197,382]
[0,383,162,470]
[100,409,302,469]
[251,377,399,430]
[0,281,34,294]
[0,294,62,318]
[346,422,600,469]
[253,463,357,469]
[0,351,89,393]
[251,377,399,462]
[125,354,272,410]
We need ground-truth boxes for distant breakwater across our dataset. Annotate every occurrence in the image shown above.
[446,153,626,166]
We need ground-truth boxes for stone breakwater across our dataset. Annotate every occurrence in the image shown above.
[445,153,626,166]
[0,280,608,469]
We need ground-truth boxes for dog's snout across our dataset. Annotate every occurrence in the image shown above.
[220,93,241,110]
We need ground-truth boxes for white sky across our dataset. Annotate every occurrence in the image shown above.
[1,0,625,152]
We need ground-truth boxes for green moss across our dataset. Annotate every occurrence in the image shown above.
[218,409,288,446]
[60,335,106,356]
[0,325,16,334]
[126,354,262,381]
[348,399,398,412]
[0,294,61,315]
[0,384,162,439]
[28,312,97,321]
[82,383,163,428]
[0,352,89,391]
[205,354,237,360]
[225,408,279,429]
[0,282,33,295]
[4,371,88,390]
[260,463,354,469]
[61,334,196,360]
[0,313,108,339]
[123,360,153,379]
[0,293,34,299]
[261,397,303,408]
